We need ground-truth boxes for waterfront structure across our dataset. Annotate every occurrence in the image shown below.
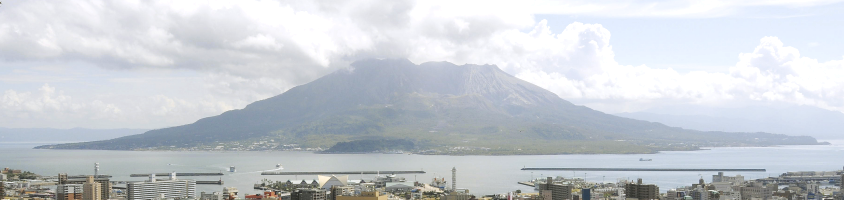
[127,173,197,200]
[223,187,239,200]
[57,184,83,200]
[624,179,659,200]
[539,177,572,200]
[287,180,320,188]
[291,189,326,200]
[317,175,348,190]
[83,176,102,200]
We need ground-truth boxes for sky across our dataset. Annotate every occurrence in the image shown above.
[1,0,844,129]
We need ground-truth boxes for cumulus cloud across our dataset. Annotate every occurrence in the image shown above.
[2,0,844,128]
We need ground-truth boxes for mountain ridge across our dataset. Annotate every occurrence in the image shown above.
[35,59,822,154]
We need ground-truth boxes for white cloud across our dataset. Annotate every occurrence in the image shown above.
[2,0,844,128]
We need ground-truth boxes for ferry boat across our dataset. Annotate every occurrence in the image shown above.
[229,166,236,172]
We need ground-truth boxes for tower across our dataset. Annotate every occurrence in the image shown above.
[451,167,456,191]
[94,163,99,177]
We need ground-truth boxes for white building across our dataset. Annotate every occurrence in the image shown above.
[127,173,196,200]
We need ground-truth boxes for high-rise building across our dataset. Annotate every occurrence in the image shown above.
[83,176,102,200]
[57,184,84,200]
[0,180,5,198]
[624,179,659,200]
[127,173,197,200]
[539,177,572,200]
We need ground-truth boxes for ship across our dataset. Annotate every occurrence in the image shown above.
[639,158,652,161]
[229,166,236,172]
[276,164,283,169]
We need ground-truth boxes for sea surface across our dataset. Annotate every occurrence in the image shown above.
[1,141,843,195]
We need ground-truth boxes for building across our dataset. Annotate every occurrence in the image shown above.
[713,173,745,185]
[63,174,111,200]
[625,179,659,200]
[83,176,102,200]
[317,175,348,190]
[246,191,281,200]
[127,173,197,200]
[582,189,591,200]
[443,192,472,200]
[223,187,239,200]
[201,192,223,200]
[291,189,326,200]
[739,182,772,200]
[539,177,572,200]
[57,184,83,200]
[0,174,7,181]
[335,191,387,200]
[0,180,5,198]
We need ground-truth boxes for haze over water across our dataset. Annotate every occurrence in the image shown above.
[3,142,843,195]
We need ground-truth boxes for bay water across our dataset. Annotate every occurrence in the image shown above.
[2,142,843,195]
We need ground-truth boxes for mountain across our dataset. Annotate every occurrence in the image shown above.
[616,105,844,140]
[1,128,147,143]
[35,59,822,154]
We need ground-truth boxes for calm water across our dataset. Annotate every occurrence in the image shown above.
[1,142,843,195]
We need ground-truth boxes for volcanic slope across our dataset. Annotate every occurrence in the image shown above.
[37,59,820,154]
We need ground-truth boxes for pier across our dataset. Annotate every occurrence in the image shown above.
[196,180,224,185]
[130,172,224,177]
[261,171,426,175]
[521,168,766,172]
[518,182,535,187]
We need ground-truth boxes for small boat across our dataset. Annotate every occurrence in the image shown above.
[276,164,283,169]
[229,166,236,172]
[639,158,652,161]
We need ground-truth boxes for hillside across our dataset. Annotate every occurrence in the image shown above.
[35,59,822,154]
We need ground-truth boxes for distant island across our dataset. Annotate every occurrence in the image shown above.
[35,59,824,155]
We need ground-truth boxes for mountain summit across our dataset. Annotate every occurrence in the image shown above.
[37,59,821,154]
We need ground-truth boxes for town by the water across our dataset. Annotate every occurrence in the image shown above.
[2,164,843,200]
